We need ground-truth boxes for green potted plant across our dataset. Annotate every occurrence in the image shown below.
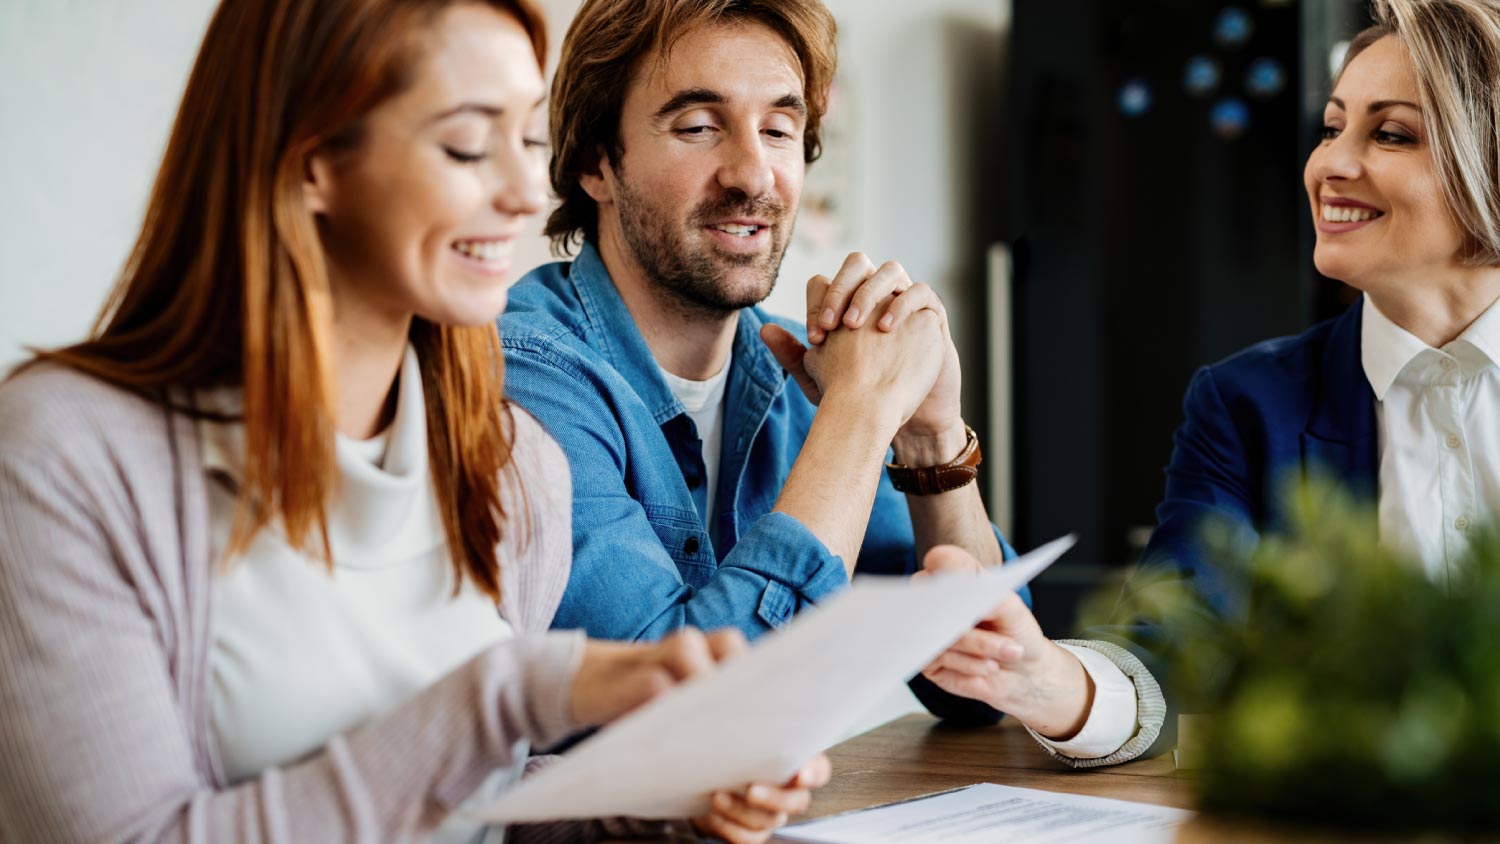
[1089,478,1500,829]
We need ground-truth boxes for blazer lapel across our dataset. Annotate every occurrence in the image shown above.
[1300,300,1379,501]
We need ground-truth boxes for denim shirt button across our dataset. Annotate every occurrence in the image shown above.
[683,536,701,556]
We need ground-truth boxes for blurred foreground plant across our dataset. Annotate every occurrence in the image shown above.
[1083,478,1500,829]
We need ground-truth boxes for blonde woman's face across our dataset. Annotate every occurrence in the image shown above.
[308,3,548,328]
[1303,35,1465,291]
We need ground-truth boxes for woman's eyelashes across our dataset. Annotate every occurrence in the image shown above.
[444,145,488,164]
[444,130,548,163]
[1374,126,1416,145]
[1317,123,1417,146]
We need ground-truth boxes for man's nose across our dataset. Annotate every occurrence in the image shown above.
[715,130,775,199]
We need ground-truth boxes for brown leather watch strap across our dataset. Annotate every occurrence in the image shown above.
[885,425,982,495]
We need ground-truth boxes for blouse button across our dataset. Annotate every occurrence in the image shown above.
[1455,516,1471,532]
[1446,434,1462,449]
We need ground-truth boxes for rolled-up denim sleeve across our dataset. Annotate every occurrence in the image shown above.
[711,511,852,629]
[504,342,849,643]
[563,502,848,642]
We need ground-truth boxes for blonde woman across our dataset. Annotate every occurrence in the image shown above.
[917,0,1500,768]
[0,0,825,841]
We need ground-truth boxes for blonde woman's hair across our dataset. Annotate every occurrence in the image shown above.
[1340,0,1500,265]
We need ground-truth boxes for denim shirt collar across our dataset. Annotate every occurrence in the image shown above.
[567,240,789,427]
[568,242,682,425]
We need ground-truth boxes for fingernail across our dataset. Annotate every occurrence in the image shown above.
[820,308,836,327]
[845,306,861,325]
[749,784,769,802]
[1001,644,1024,660]
[879,314,894,329]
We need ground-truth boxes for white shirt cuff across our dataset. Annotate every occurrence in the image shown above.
[1032,643,1139,759]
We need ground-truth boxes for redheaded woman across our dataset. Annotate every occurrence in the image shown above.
[0,1,825,841]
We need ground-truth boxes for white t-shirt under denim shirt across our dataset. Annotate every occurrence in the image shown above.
[1042,294,1500,763]
[202,346,516,843]
[659,360,731,528]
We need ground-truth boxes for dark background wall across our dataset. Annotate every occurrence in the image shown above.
[1003,0,1369,636]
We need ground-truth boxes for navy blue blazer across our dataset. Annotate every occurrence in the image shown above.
[1098,299,1378,757]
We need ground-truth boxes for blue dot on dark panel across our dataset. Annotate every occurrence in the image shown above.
[1245,57,1286,99]
[1210,98,1252,139]
[1184,56,1221,96]
[1213,7,1254,49]
[1118,80,1153,118]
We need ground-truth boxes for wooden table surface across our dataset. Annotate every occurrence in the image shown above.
[624,713,1496,842]
[800,713,1191,820]
[769,714,1497,843]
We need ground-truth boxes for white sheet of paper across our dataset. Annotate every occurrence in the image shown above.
[777,783,1193,844]
[471,536,1075,823]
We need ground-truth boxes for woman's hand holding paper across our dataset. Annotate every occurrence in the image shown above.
[918,546,1097,741]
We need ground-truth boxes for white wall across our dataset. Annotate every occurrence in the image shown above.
[0,1,219,370]
[1,0,1006,386]
[773,0,1008,427]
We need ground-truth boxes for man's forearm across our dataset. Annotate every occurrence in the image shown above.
[774,390,900,572]
[893,420,1004,569]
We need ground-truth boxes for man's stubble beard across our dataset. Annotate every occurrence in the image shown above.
[612,159,795,319]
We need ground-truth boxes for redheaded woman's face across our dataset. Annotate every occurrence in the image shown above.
[308,3,548,329]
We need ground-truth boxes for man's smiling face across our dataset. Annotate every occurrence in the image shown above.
[588,20,808,314]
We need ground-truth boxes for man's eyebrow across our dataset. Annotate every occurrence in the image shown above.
[652,88,809,119]
[654,88,726,119]
[772,93,808,116]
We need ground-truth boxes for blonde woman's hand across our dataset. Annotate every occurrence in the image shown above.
[690,754,833,844]
[918,546,1095,739]
[569,628,748,728]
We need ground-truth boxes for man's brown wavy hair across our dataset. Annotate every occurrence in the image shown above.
[543,0,837,256]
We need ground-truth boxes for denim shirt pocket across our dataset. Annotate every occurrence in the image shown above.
[756,580,796,629]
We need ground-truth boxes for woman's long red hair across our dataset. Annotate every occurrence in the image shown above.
[33,0,547,602]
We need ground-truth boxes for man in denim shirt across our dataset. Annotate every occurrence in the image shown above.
[502,0,1057,725]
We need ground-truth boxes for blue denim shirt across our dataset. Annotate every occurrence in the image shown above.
[502,241,1020,652]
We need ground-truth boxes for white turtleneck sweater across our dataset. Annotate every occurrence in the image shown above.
[201,347,514,843]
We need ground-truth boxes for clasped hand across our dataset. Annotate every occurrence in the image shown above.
[761,253,962,441]
[570,629,830,843]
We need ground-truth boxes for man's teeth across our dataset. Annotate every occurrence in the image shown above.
[1322,204,1382,223]
[711,223,761,237]
[453,239,513,261]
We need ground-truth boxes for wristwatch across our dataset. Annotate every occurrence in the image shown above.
[885,425,982,495]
